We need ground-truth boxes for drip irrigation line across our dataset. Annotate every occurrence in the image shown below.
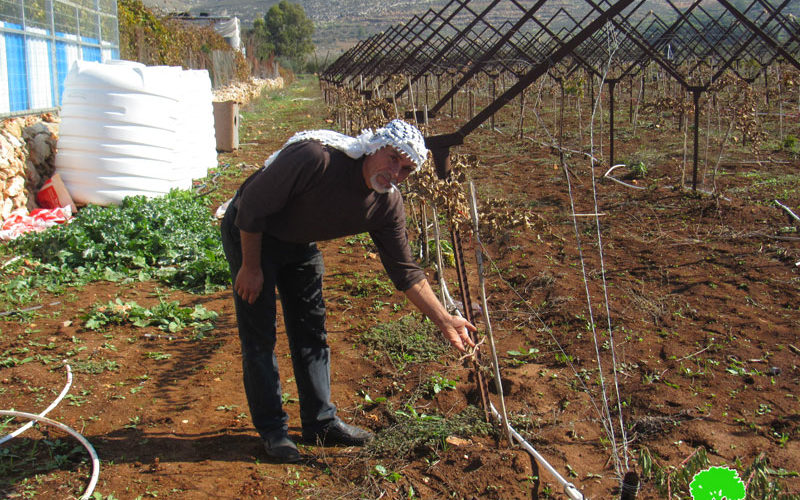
[436,258,588,500]
[0,363,72,446]
[0,301,61,317]
[0,410,100,500]
[775,200,800,223]
[194,170,222,197]
[603,165,647,190]
[586,34,631,471]
[523,134,600,164]
[1,255,21,268]
[1,364,100,499]
[488,402,586,500]
[573,22,627,477]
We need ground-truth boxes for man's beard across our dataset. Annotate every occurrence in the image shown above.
[370,173,396,194]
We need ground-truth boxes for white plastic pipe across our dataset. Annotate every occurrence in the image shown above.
[489,402,586,499]
[0,410,99,500]
[0,363,72,446]
[436,260,588,499]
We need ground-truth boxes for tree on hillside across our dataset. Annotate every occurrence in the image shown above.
[249,1,314,70]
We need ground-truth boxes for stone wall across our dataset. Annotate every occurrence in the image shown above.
[212,76,284,103]
[0,114,59,219]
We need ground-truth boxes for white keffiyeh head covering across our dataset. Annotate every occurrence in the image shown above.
[263,119,429,171]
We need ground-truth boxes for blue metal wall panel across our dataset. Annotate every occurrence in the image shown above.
[81,37,101,62]
[5,24,27,112]
[56,40,68,104]
[55,33,76,106]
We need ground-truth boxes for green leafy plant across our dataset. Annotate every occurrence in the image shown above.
[145,352,172,361]
[428,239,455,267]
[124,416,141,429]
[425,373,457,396]
[690,466,746,500]
[373,464,403,482]
[83,298,217,334]
[0,436,83,491]
[553,351,574,366]
[69,358,119,374]
[340,272,394,298]
[507,347,540,365]
[7,191,229,307]
[782,134,799,153]
[629,161,648,179]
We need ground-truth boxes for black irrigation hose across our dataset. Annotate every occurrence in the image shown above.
[0,301,61,317]
[194,170,223,197]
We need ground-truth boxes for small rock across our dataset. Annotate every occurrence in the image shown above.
[6,176,24,197]
[445,436,471,447]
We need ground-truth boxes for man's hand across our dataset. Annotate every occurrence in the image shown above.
[236,230,264,304]
[441,314,477,353]
[404,279,478,353]
[235,266,263,304]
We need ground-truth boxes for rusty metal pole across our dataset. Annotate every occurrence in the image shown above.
[691,88,701,191]
[450,225,491,422]
[629,75,634,123]
[421,201,429,265]
[559,78,565,167]
[609,79,617,169]
[490,77,496,130]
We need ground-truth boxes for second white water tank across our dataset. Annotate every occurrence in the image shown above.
[55,60,216,205]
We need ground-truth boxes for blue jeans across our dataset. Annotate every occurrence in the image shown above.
[221,202,337,439]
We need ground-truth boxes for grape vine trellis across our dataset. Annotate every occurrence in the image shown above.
[320,0,799,498]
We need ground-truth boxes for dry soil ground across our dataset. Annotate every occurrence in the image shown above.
[1,76,798,499]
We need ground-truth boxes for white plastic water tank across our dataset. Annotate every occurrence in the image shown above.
[180,69,217,179]
[55,60,216,206]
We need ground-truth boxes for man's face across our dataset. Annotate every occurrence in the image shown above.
[362,146,416,193]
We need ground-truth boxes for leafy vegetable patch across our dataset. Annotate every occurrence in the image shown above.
[5,190,229,306]
[83,298,218,334]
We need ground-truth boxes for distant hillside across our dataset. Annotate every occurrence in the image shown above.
[139,0,756,60]
[140,0,446,57]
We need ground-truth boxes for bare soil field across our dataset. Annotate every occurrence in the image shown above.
[1,75,798,499]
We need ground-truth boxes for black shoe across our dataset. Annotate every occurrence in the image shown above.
[303,418,373,446]
[263,432,301,463]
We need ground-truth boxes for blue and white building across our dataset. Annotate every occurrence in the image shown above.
[0,0,119,117]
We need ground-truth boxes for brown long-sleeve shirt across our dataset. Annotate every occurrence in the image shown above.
[233,140,425,291]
